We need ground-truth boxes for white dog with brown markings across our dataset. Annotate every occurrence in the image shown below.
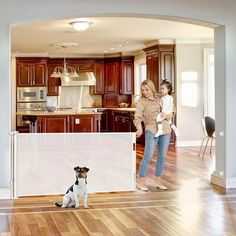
[55,166,89,209]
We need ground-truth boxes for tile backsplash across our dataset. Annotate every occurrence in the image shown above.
[47,87,102,108]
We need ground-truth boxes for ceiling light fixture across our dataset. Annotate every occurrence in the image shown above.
[70,21,93,31]
[51,45,79,82]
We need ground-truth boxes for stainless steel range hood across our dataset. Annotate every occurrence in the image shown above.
[61,72,96,86]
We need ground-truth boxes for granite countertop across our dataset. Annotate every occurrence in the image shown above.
[16,110,103,116]
[97,107,136,112]
[16,107,136,116]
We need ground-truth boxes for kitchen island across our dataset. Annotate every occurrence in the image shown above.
[16,109,102,133]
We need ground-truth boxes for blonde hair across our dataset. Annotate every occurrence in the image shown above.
[141,79,157,97]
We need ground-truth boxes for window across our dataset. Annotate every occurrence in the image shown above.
[204,48,215,118]
[134,59,146,100]
[181,71,198,108]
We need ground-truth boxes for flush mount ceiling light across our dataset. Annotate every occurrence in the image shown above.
[70,21,93,31]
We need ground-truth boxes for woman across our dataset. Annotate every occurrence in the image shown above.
[134,79,172,191]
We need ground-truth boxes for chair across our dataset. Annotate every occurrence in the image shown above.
[198,116,215,158]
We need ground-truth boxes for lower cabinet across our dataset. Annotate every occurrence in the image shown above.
[111,111,133,132]
[39,116,69,133]
[36,114,101,133]
[70,115,101,132]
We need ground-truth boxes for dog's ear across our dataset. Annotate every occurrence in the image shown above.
[84,167,89,172]
[74,166,80,171]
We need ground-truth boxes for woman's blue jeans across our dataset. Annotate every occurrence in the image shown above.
[139,130,171,177]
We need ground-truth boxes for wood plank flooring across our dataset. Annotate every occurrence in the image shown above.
[1,145,236,235]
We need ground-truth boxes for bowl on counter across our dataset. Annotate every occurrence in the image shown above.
[47,106,57,112]
[119,103,129,108]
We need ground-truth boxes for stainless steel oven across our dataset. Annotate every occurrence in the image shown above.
[17,87,47,102]
[17,102,47,127]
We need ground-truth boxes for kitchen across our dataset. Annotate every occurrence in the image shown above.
[12,16,214,146]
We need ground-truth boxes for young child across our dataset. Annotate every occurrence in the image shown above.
[155,79,179,137]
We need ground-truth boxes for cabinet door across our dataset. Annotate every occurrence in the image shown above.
[90,62,105,95]
[105,62,119,94]
[70,115,95,132]
[47,64,60,96]
[146,54,159,91]
[113,115,131,132]
[159,50,175,92]
[146,55,154,82]
[120,61,134,95]
[16,62,32,86]
[33,62,47,86]
[100,111,108,132]
[42,116,69,133]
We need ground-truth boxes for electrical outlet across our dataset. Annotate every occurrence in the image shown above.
[75,118,80,124]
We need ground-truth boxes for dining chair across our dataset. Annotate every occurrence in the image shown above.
[198,116,215,158]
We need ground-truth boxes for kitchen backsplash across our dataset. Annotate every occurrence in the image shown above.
[46,87,102,108]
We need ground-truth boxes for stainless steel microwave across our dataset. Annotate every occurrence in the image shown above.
[17,87,47,102]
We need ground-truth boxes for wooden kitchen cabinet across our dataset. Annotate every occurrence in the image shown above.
[144,44,175,93]
[120,57,134,95]
[39,116,69,133]
[90,62,105,95]
[99,110,109,132]
[111,110,133,132]
[159,45,175,92]
[16,58,47,87]
[143,45,159,91]
[105,62,120,94]
[47,63,61,96]
[70,114,101,132]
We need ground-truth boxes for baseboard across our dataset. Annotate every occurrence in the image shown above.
[211,172,236,188]
[176,139,215,147]
[0,188,10,199]
[211,172,226,188]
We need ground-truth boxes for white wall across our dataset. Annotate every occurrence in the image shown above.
[176,43,213,146]
[0,0,236,188]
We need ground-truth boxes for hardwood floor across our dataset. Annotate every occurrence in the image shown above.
[1,145,236,235]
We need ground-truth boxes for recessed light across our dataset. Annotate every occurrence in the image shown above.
[70,21,93,31]
[110,48,115,51]
[117,45,123,48]
[104,50,108,53]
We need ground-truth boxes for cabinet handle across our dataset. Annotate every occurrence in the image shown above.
[122,118,126,123]
[115,117,118,122]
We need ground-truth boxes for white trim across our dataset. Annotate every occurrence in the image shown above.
[175,38,214,44]
[211,171,236,189]
[0,188,10,199]
[203,48,215,118]
[226,177,236,189]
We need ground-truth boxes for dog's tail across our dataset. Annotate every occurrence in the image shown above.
[55,202,62,207]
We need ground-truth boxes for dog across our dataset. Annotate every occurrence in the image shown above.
[55,166,89,208]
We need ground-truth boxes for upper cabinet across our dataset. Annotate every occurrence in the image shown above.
[143,44,175,92]
[47,63,62,96]
[120,56,134,95]
[144,45,159,90]
[105,60,120,94]
[158,45,175,92]
[16,58,47,87]
[90,62,105,95]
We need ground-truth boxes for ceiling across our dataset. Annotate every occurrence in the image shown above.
[11,17,214,57]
